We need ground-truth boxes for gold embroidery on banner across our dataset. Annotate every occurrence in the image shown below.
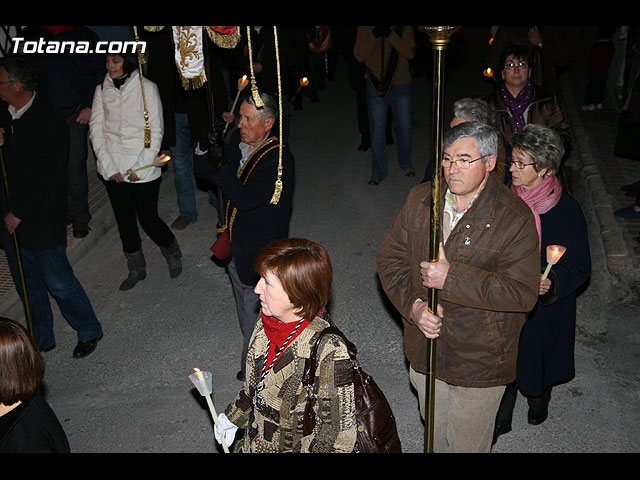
[175,27,206,89]
[176,28,200,71]
[204,26,241,49]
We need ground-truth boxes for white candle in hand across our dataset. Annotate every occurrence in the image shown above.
[542,245,566,280]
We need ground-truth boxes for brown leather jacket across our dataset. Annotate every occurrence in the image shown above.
[486,84,572,151]
[376,173,540,387]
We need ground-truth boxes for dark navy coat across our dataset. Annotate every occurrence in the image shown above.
[516,191,591,397]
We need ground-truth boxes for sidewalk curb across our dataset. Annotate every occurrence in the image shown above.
[560,75,640,297]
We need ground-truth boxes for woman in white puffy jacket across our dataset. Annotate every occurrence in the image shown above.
[90,52,181,291]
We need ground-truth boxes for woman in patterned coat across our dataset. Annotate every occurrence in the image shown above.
[214,238,357,453]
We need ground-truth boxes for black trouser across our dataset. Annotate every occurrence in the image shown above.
[103,177,175,254]
[67,121,91,225]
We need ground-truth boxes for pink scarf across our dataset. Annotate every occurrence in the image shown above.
[512,175,563,251]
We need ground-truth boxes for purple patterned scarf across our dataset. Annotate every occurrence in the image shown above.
[501,79,534,133]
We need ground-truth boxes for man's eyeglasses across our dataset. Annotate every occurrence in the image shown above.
[508,159,537,169]
[504,61,529,70]
[442,155,488,169]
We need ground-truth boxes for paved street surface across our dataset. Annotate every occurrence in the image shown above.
[1,27,639,454]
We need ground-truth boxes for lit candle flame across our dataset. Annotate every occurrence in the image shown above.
[300,76,309,87]
[483,67,493,77]
[546,245,567,264]
[542,245,567,280]
[238,75,249,90]
[152,154,171,167]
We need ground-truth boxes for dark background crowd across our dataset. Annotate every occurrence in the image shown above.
[1,25,639,453]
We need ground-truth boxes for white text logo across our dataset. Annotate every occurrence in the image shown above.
[12,37,146,55]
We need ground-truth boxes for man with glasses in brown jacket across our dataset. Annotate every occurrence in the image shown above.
[377,121,540,452]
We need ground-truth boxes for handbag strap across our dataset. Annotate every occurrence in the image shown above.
[303,325,357,386]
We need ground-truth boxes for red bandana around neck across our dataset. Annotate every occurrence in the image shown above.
[261,312,313,368]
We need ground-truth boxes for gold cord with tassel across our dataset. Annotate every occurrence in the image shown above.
[133,26,151,148]
[269,26,283,205]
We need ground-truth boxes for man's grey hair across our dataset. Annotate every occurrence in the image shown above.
[444,121,498,159]
[244,92,278,122]
[511,124,564,175]
[0,57,39,92]
[452,97,496,127]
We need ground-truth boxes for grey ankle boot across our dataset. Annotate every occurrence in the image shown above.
[120,249,147,291]
[160,238,182,278]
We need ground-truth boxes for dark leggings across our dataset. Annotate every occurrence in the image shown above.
[104,177,175,253]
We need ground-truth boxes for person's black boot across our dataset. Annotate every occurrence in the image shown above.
[119,250,146,291]
[160,238,182,278]
[527,388,552,425]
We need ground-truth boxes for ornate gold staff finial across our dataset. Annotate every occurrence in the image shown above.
[418,25,460,455]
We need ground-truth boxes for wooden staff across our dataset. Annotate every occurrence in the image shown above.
[417,25,460,454]
[0,148,34,338]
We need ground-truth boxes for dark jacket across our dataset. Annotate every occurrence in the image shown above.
[486,83,572,153]
[22,26,105,121]
[211,130,294,285]
[0,392,70,453]
[377,173,540,387]
[516,191,591,397]
[0,94,69,250]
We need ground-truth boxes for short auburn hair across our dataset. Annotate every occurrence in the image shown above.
[0,317,45,405]
[254,238,332,321]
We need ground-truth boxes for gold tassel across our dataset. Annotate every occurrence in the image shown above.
[269,26,284,205]
[179,70,207,90]
[246,26,263,108]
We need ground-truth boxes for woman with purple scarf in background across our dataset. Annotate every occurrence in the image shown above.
[486,44,571,186]
[492,124,591,445]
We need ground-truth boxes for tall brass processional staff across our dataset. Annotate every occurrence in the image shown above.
[417,25,460,454]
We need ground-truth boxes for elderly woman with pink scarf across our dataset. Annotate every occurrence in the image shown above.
[492,124,591,445]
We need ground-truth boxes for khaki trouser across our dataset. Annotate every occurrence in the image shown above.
[409,366,505,453]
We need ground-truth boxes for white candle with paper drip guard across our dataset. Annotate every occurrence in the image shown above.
[189,367,230,453]
[124,154,171,176]
[223,75,249,135]
[542,245,566,280]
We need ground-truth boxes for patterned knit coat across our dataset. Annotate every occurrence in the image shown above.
[225,313,357,453]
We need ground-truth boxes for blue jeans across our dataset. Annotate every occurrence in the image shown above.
[171,112,219,214]
[171,113,198,221]
[3,235,102,350]
[366,82,413,180]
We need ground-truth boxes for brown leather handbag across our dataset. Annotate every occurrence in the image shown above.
[302,324,402,453]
